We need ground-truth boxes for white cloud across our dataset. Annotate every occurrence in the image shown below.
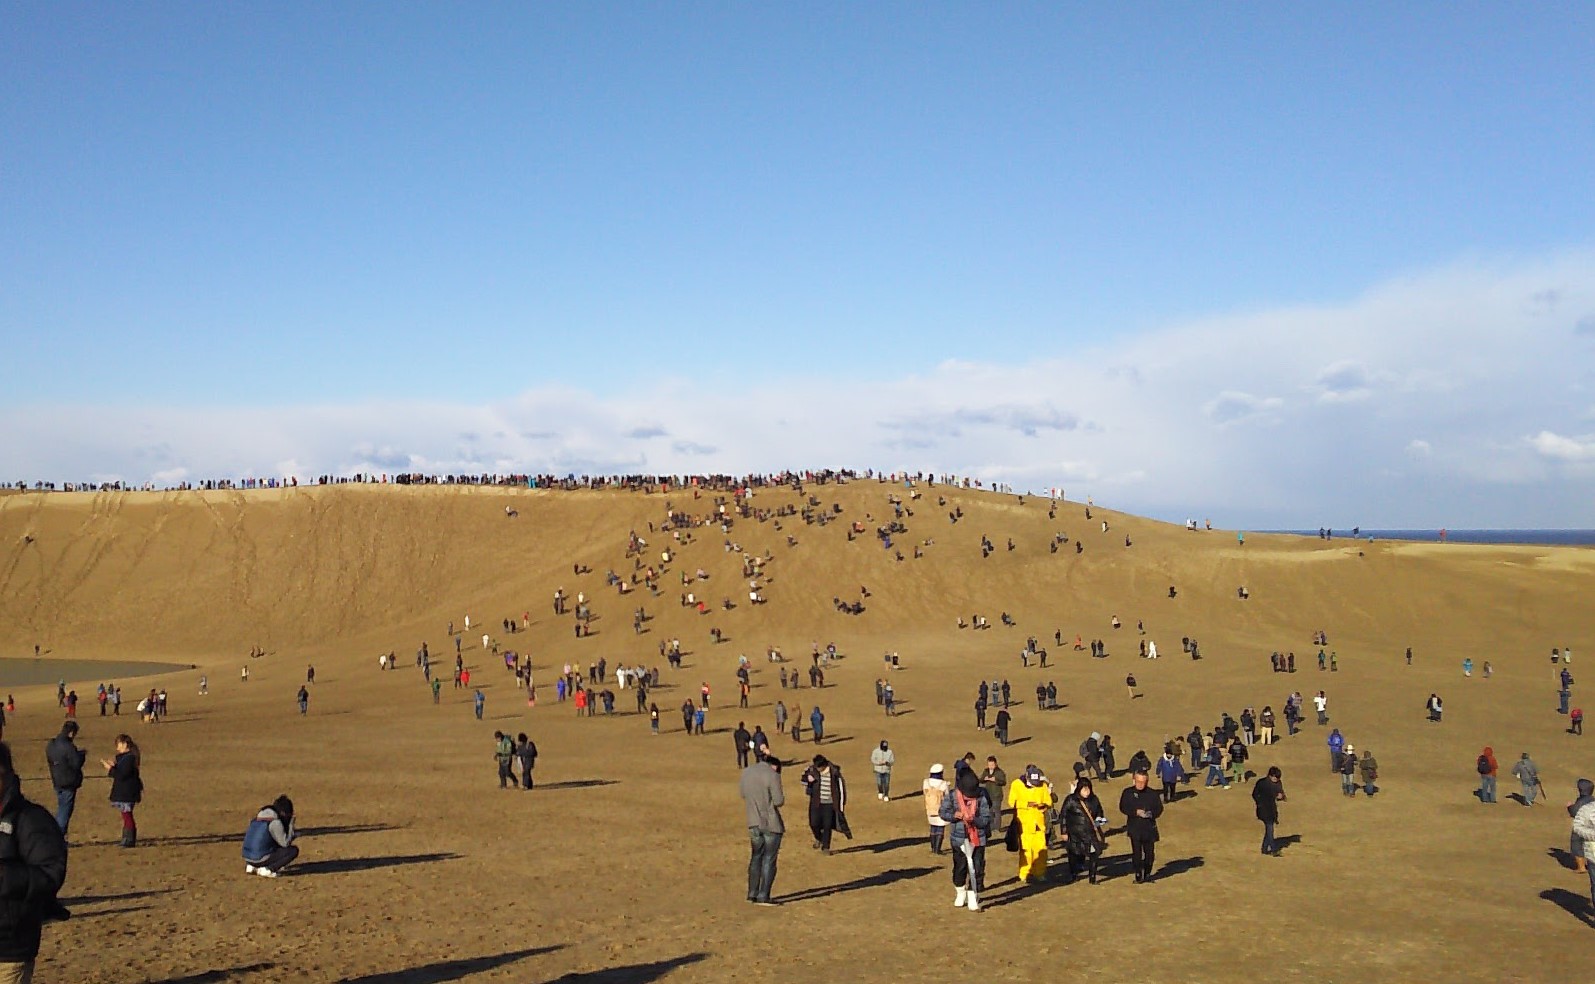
[1527,431,1595,463]
[5,251,1595,526]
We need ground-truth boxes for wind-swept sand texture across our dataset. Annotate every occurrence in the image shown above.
[1,482,1591,983]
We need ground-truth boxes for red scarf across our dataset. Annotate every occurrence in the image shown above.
[954,791,983,847]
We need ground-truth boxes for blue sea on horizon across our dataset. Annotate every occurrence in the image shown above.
[1268,529,1595,547]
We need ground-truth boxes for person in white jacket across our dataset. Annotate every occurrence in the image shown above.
[923,765,951,854]
[1571,792,1595,909]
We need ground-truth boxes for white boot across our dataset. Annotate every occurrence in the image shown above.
[966,889,980,912]
[953,887,967,908]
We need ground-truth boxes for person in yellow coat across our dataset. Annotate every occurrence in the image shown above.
[1007,764,1054,882]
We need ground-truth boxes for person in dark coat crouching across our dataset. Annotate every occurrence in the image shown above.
[0,740,70,983]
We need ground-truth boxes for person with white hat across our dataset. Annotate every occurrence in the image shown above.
[923,764,951,854]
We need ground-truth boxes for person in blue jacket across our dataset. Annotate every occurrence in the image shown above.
[1156,749,1187,803]
[242,795,299,878]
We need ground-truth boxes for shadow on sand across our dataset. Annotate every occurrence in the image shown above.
[1539,888,1595,928]
[543,953,710,983]
[837,835,921,856]
[288,852,461,876]
[143,823,403,848]
[334,946,563,983]
[539,779,619,791]
[147,963,277,984]
[776,865,935,902]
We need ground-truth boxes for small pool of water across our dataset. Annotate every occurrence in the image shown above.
[0,657,195,690]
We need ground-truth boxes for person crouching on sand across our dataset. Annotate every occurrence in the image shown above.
[242,795,299,877]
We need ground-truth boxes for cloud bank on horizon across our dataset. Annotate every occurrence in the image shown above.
[6,252,1594,529]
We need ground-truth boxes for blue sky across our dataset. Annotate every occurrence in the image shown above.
[3,4,1594,525]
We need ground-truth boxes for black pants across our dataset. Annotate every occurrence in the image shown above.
[498,760,513,787]
[521,765,534,790]
[809,804,837,849]
[951,843,986,891]
[1066,847,1100,882]
[1161,781,1176,803]
[250,844,300,874]
[737,748,750,768]
[1130,835,1156,879]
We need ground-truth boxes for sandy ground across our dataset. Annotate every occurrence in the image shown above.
[0,482,1592,983]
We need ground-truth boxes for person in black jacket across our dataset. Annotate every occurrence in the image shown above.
[1117,769,1164,883]
[1060,778,1108,884]
[515,734,537,790]
[0,740,69,980]
[45,722,85,838]
[99,735,142,848]
[1252,766,1286,856]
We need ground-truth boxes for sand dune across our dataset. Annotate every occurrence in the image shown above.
[0,481,1590,982]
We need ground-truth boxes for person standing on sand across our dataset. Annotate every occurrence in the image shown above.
[994,707,1012,747]
[0,741,68,982]
[734,723,752,769]
[473,689,485,721]
[101,735,142,847]
[980,757,1007,825]
[45,721,85,837]
[923,765,951,854]
[296,686,309,716]
[1253,766,1286,856]
[809,706,825,744]
[740,755,784,906]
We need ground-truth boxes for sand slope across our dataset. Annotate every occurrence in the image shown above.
[0,482,1591,983]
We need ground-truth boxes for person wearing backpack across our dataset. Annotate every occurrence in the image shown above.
[1476,747,1498,803]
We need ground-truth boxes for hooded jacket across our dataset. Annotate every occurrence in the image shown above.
[45,729,85,791]
[939,770,993,848]
[0,778,68,963]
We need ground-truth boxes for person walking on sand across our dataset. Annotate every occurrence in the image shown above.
[473,689,485,721]
[1476,747,1499,803]
[740,753,785,906]
[1253,766,1286,856]
[1573,788,1595,910]
[1060,777,1108,884]
[923,765,951,854]
[1119,768,1164,883]
[1126,673,1138,699]
[939,765,993,912]
[296,685,309,715]
[1007,765,1053,883]
[1511,752,1542,806]
[870,741,895,801]
[802,755,846,854]
[101,734,142,848]
[1566,779,1593,876]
